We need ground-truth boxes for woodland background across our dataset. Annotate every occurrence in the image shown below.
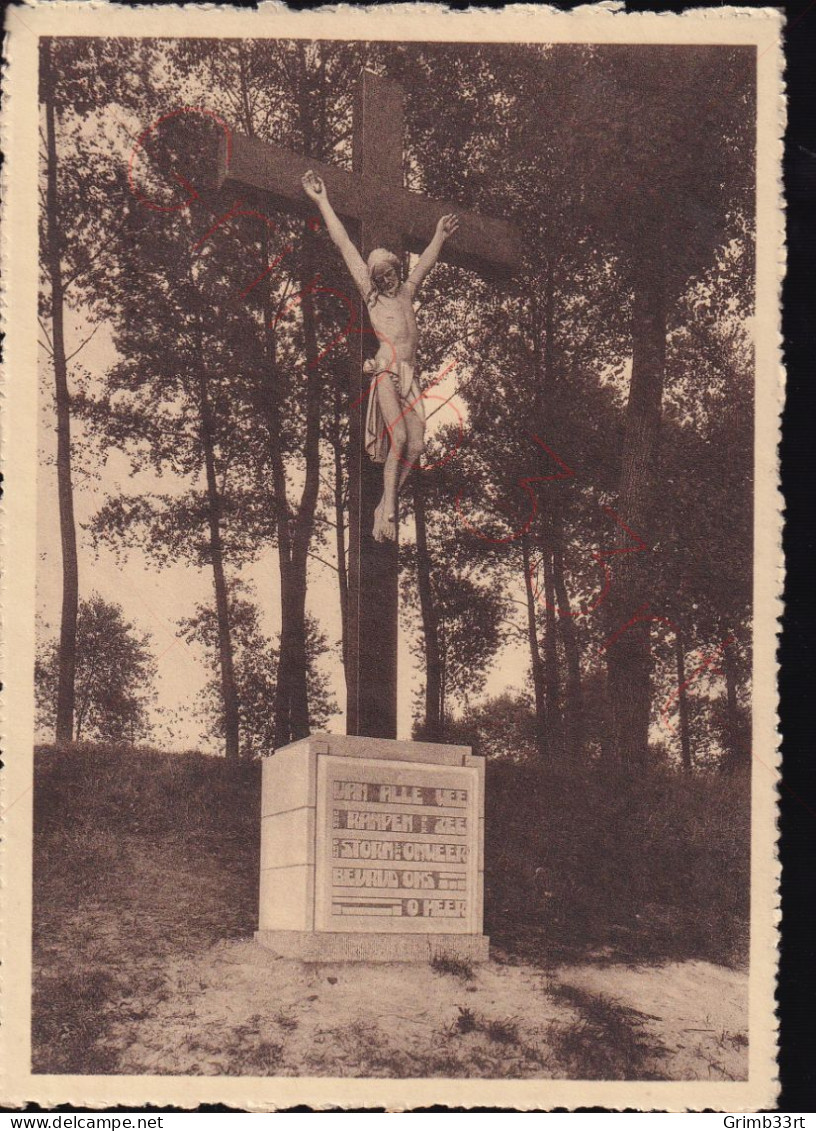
[37,38,755,771]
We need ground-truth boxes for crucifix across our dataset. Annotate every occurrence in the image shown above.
[218,70,520,740]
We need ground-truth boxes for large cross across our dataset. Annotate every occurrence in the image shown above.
[218,71,520,740]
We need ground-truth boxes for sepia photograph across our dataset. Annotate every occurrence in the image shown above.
[1,3,782,1111]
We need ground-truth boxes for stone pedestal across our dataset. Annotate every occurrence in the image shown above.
[256,734,488,963]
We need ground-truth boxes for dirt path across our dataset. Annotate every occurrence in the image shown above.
[105,940,748,1079]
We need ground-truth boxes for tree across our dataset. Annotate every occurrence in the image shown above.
[446,692,539,763]
[80,102,269,762]
[35,595,157,744]
[571,48,753,766]
[44,39,755,772]
[411,472,443,740]
[402,458,507,738]
[228,41,367,746]
[394,42,753,766]
[40,40,80,746]
[38,37,167,746]
[644,248,754,771]
[179,589,337,758]
[82,40,371,751]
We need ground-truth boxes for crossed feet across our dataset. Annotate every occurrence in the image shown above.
[373,499,396,543]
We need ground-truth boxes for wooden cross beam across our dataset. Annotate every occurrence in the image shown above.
[217,92,520,276]
[218,70,520,741]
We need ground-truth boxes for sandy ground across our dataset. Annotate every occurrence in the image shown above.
[555,959,749,1081]
[107,939,748,1079]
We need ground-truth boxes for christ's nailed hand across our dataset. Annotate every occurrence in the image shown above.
[436,213,460,241]
[302,170,325,200]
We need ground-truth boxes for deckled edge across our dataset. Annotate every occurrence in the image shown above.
[0,1,786,1112]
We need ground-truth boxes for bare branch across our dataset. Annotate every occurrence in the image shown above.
[63,214,132,292]
[37,316,54,350]
[65,322,101,364]
[273,42,301,96]
[331,126,354,148]
[425,373,477,422]
[270,274,297,324]
[500,619,528,643]
[219,448,236,494]
[307,549,338,574]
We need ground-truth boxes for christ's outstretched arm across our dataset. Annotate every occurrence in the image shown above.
[301,170,370,297]
[406,213,460,294]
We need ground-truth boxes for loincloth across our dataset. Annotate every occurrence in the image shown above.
[364,360,426,465]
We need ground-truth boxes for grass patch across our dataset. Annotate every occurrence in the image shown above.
[548,983,666,1080]
[430,953,475,981]
[31,969,121,1074]
[485,759,750,968]
[219,1026,286,1076]
[452,1005,478,1035]
[442,1007,551,1075]
[172,1015,288,1076]
[32,743,260,1075]
[325,1015,548,1078]
[449,1006,521,1047]
[484,1016,520,1045]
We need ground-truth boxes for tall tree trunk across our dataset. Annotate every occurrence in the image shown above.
[439,617,447,733]
[675,627,692,773]
[413,474,442,741]
[266,56,331,744]
[540,546,563,758]
[722,635,746,772]
[197,370,241,762]
[259,231,296,749]
[606,256,667,764]
[281,569,310,741]
[260,287,311,748]
[521,532,547,761]
[531,262,589,756]
[287,226,324,740]
[333,364,349,675]
[553,540,584,758]
[605,619,653,766]
[247,52,324,747]
[533,259,565,758]
[75,694,86,742]
[235,52,300,750]
[275,558,295,746]
[43,42,79,747]
[234,43,301,748]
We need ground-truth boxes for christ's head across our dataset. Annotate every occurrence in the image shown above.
[367,249,401,297]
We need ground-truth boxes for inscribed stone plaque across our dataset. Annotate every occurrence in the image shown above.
[315,755,481,934]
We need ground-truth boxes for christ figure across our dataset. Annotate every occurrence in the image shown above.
[302,170,459,542]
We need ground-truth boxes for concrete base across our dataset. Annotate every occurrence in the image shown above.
[255,929,490,964]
